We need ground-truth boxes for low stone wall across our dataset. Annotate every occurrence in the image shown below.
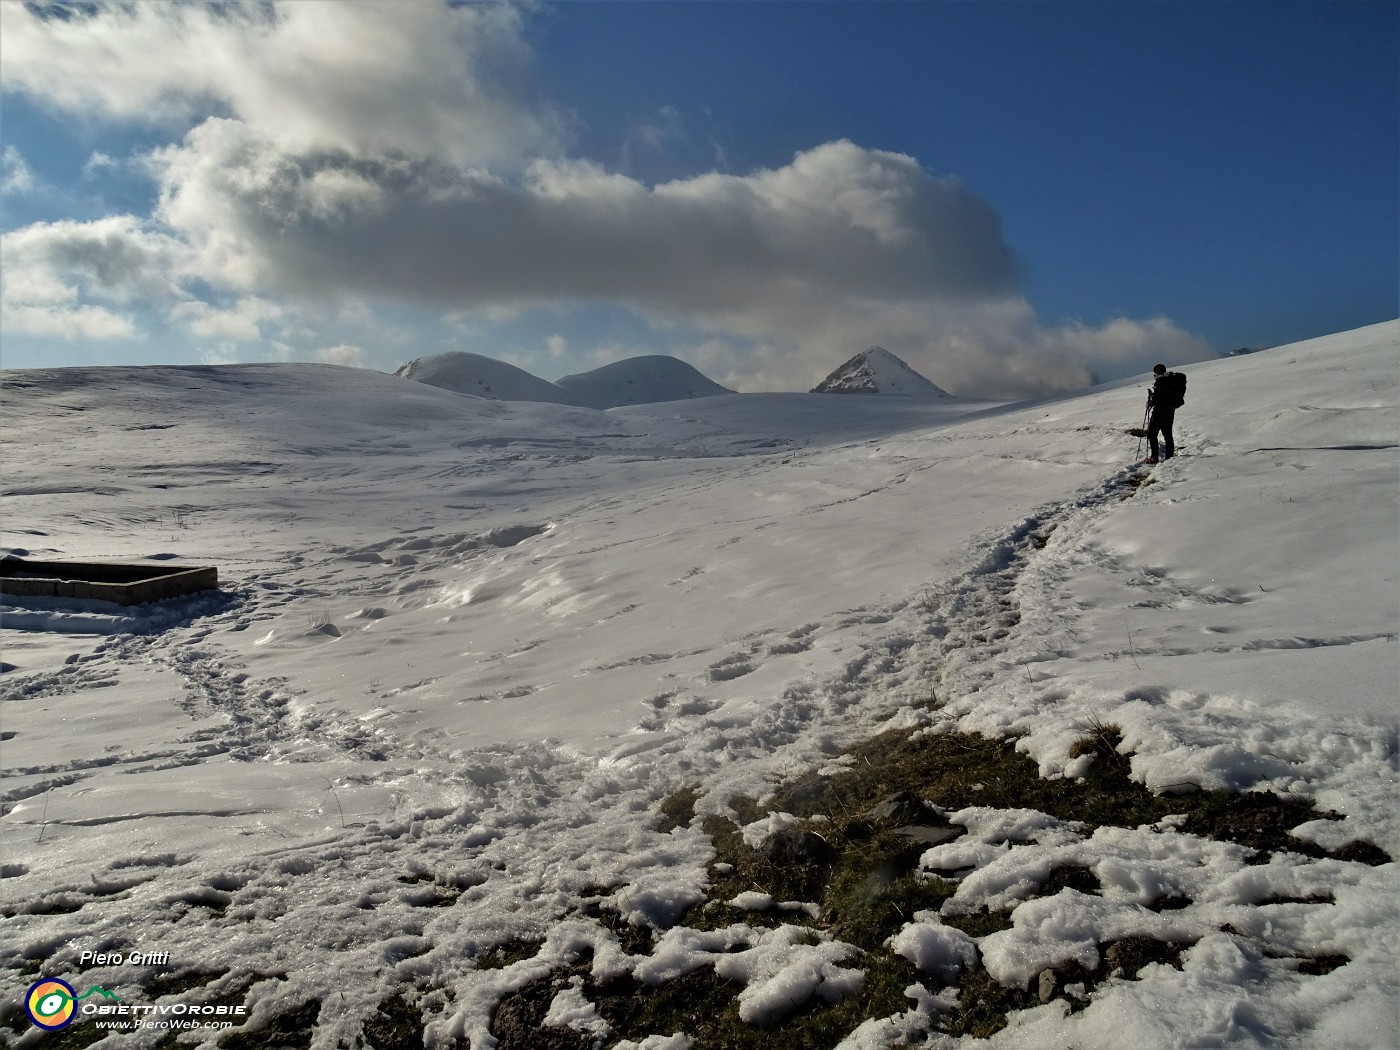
[0,558,219,606]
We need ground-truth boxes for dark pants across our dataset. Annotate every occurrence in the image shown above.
[1148,406,1175,460]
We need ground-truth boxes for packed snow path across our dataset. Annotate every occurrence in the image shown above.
[1,322,1395,1047]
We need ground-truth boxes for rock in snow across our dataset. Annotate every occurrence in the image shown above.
[811,346,953,397]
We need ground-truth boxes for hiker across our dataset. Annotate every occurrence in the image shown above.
[1144,363,1185,464]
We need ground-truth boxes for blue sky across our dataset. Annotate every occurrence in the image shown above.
[1,1,1395,398]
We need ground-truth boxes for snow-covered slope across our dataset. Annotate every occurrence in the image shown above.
[812,346,953,396]
[394,351,570,403]
[1,321,1396,1048]
[556,355,731,409]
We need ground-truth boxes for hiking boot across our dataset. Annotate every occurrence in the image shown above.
[1142,457,1159,465]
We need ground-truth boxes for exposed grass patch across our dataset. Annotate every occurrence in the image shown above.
[0,1007,110,1050]
[772,725,1175,832]
[771,724,1385,866]
[1176,790,1333,858]
[697,813,835,906]
[490,968,596,1049]
[941,966,1038,1038]
[143,967,228,999]
[473,939,544,971]
[1297,953,1349,976]
[1101,935,1189,981]
[939,907,1015,939]
[586,952,921,1049]
[480,717,1388,1047]
[821,851,956,951]
[658,786,701,833]
[218,996,319,1050]
[1040,864,1102,897]
[1259,891,1335,906]
[361,994,429,1050]
[578,899,655,955]
[591,966,745,1046]
[1330,840,1391,865]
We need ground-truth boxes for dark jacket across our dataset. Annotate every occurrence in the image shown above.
[1148,373,1175,411]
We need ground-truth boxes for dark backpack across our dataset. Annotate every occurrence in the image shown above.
[1160,371,1186,409]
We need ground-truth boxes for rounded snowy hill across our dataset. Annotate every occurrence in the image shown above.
[397,351,731,409]
[812,346,953,397]
[555,355,732,409]
[394,352,570,404]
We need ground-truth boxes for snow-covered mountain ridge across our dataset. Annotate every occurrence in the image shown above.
[1,320,1396,1048]
[396,351,731,409]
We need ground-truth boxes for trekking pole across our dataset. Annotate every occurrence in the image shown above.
[1135,402,1149,459]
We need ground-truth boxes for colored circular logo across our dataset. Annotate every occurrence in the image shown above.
[26,979,77,1031]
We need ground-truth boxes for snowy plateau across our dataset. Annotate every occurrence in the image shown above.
[0,321,1397,1049]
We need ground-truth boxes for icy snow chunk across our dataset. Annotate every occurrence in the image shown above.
[888,915,978,983]
[615,872,707,931]
[950,806,1084,846]
[636,925,756,985]
[921,839,1006,877]
[1209,856,1342,907]
[979,890,1188,988]
[543,977,612,1039]
[726,890,819,917]
[712,925,864,1024]
[613,1035,693,1050]
[740,811,801,848]
[922,806,1082,881]
[730,891,774,911]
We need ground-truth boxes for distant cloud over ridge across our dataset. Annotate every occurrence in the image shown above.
[152,126,1021,314]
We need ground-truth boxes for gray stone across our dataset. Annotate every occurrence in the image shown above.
[895,823,967,848]
[863,790,937,827]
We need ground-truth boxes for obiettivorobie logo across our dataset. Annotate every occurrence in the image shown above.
[23,975,247,1034]
[25,979,120,1031]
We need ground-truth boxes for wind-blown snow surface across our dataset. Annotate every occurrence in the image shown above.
[1,321,1396,1048]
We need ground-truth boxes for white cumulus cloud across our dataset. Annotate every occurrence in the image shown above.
[0,1,553,168]
[0,215,186,343]
[0,145,36,195]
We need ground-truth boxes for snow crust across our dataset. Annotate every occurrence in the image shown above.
[1,321,1396,1048]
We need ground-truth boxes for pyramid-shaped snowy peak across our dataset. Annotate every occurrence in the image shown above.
[810,347,952,397]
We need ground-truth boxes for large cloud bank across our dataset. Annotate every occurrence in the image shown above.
[0,1,1209,396]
